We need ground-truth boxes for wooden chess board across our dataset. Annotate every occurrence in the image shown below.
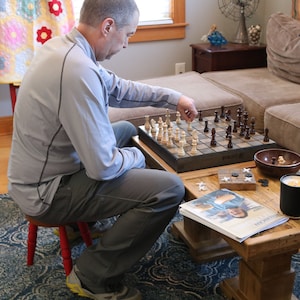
[138,114,278,173]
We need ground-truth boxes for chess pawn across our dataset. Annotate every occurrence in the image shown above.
[162,123,168,145]
[180,130,187,146]
[150,119,157,134]
[198,110,203,121]
[167,134,174,148]
[176,111,181,124]
[157,122,163,141]
[174,127,180,142]
[190,139,198,155]
[177,140,185,156]
[210,128,217,147]
[264,128,269,142]
[192,129,199,144]
[144,115,150,131]
[204,120,209,132]
[165,108,171,127]
[187,121,192,131]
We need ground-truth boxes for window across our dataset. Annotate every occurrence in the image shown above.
[72,0,187,42]
[135,0,172,26]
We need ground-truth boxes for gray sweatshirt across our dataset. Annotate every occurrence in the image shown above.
[7,28,181,216]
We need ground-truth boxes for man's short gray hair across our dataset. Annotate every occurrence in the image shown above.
[79,0,139,29]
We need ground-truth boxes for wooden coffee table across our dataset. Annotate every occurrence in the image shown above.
[132,136,300,300]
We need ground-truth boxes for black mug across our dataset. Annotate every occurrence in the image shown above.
[280,174,300,218]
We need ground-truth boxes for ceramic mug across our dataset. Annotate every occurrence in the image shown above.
[280,174,300,217]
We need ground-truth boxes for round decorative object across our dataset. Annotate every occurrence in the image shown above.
[254,148,300,178]
[248,24,261,45]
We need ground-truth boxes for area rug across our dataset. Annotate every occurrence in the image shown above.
[1,193,300,300]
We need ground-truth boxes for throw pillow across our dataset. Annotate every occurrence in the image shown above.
[266,12,300,84]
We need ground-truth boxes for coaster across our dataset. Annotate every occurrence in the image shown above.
[218,168,256,190]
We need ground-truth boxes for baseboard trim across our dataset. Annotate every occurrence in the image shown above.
[0,116,13,136]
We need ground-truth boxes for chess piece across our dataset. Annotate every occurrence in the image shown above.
[177,140,185,156]
[245,126,250,139]
[165,109,171,127]
[144,115,150,131]
[227,135,233,148]
[157,120,163,141]
[198,110,203,121]
[210,128,217,146]
[204,120,209,132]
[220,106,225,119]
[180,130,187,146]
[176,111,181,124]
[226,125,232,138]
[190,139,198,155]
[187,121,192,131]
[192,129,199,143]
[150,119,157,134]
[214,110,219,123]
[233,120,238,133]
[264,128,269,142]
[225,109,231,121]
[162,123,168,145]
[174,127,180,142]
[167,133,174,148]
[250,117,256,134]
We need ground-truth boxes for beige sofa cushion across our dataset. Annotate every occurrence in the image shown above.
[267,12,300,84]
[202,68,300,132]
[264,103,300,154]
[109,71,243,126]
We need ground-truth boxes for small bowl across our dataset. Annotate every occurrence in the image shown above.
[254,148,300,178]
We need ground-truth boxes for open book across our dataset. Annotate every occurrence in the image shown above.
[179,189,289,243]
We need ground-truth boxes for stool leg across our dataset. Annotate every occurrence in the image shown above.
[27,222,38,266]
[59,226,73,276]
[77,222,93,247]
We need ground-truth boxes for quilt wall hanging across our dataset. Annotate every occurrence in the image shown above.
[0,0,75,84]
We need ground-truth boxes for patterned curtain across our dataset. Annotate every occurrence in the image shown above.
[0,0,75,84]
[292,0,300,20]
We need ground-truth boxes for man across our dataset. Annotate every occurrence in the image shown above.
[8,0,198,299]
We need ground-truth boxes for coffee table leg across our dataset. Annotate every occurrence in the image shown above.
[220,250,297,300]
[171,217,235,262]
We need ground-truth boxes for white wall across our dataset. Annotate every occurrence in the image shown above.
[0,0,292,117]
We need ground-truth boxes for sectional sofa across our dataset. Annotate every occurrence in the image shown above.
[108,12,300,154]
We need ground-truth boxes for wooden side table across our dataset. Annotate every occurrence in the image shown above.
[191,43,267,73]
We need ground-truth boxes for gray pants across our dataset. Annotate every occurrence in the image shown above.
[39,121,185,293]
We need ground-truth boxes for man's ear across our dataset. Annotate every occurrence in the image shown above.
[103,18,114,35]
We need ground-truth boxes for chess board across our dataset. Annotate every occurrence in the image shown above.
[138,115,278,173]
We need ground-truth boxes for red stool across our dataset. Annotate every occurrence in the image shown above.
[26,216,92,276]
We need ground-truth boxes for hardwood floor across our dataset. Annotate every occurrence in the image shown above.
[0,134,11,194]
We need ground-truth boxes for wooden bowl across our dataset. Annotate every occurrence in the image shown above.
[254,148,300,178]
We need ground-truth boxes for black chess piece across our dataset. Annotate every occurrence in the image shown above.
[250,117,256,134]
[233,120,238,133]
[226,125,232,138]
[227,135,233,148]
[220,106,225,119]
[245,126,250,139]
[210,128,217,146]
[214,111,219,123]
[225,109,231,121]
[264,128,270,142]
[204,120,209,132]
[198,110,203,121]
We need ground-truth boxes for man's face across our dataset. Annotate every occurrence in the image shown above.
[227,207,247,218]
[97,11,139,61]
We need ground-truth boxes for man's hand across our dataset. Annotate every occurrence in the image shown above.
[176,95,198,122]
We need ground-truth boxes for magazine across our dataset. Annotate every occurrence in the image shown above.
[179,189,289,243]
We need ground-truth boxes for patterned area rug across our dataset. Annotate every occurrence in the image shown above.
[1,193,300,300]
